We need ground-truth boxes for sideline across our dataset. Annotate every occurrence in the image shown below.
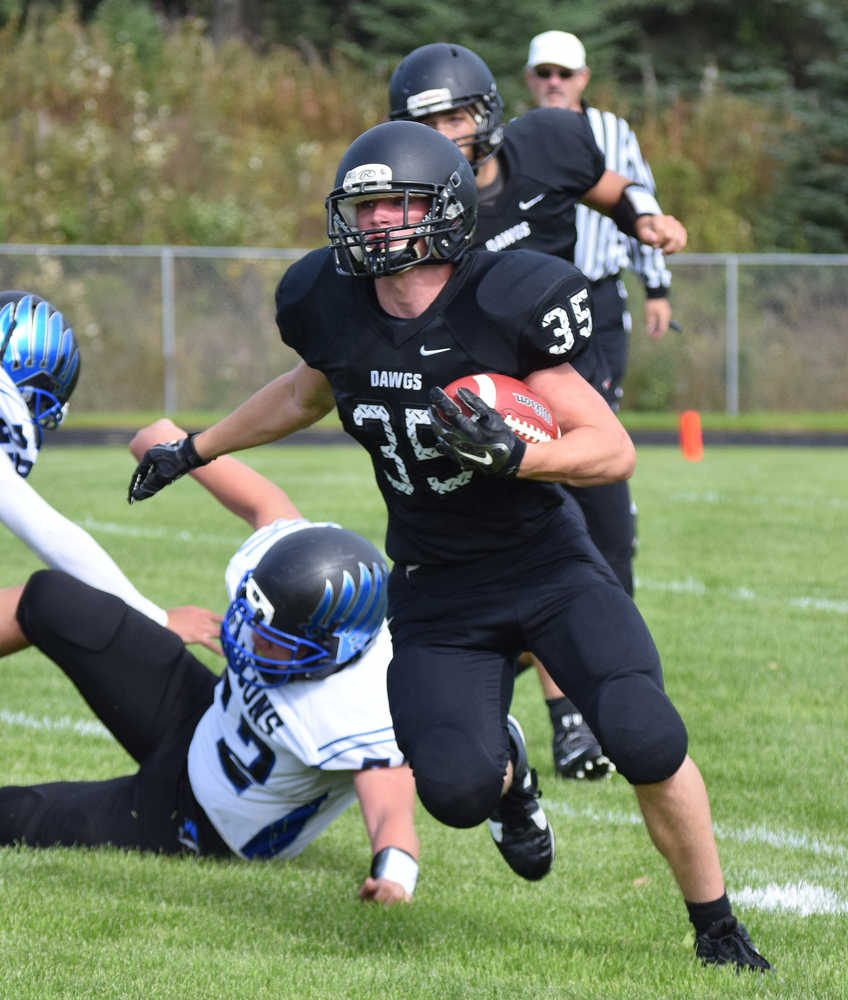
[51,428,848,447]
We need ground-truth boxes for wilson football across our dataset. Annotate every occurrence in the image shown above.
[442,373,560,444]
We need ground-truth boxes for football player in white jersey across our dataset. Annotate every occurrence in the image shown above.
[0,291,219,655]
[2,418,418,903]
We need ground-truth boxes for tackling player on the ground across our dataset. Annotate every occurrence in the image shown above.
[0,291,218,655]
[386,43,682,779]
[127,121,771,971]
[2,418,418,904]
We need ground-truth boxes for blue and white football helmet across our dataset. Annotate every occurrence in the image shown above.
[0,291,81,447]
[221,525,388,687]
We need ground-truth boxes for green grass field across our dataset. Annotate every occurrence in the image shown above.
[1,442,846,999]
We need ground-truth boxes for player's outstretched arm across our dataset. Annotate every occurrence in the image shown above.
[128,361,335,504]
[130,418,302,530]
[354,765,419,905]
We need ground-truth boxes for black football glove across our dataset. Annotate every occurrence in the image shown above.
[428,386,526,478]
[127,433,209,504]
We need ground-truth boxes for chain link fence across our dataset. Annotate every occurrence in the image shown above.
[2,244,847,414]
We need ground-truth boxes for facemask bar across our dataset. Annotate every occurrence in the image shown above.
[328,185,465,276]
[221,592,332,689]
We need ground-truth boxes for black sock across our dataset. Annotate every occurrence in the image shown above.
[685,892,732,934]
[546,695,579,728]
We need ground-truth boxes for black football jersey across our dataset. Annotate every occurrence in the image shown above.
[474,108,605,263]
[276,247,594,566]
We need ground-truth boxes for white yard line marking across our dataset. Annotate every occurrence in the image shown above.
[734,882,848,916]
[0,708,109,738]
[80,516,240,547]
[635,575,848,615]
[546,800,848,863]
[545,802,848,915]
[667,490,848,511]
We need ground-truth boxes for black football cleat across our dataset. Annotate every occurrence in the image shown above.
[488,715,555,880]
[695,915,773,972]
[552,712,614,780]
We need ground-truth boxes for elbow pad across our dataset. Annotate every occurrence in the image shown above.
[611,183,663,237]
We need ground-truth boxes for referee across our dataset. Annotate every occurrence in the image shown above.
[523,30,673,776]
[525,30,674,409]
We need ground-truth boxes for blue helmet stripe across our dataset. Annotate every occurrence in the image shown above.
[308,580,335,631]
[323,569,358,631]
[342,562,380,631]
[359,563,388,637]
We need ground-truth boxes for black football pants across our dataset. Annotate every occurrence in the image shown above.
[386,518,688,830]
[2,570,227,855]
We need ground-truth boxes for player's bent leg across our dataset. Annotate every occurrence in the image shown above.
[387,644,512,829]
[593,673,688,785]
[394,717,506,829]
[17,570,216,763]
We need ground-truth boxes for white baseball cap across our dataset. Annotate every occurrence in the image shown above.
[526,31,587,71]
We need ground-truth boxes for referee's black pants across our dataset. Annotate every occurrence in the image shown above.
[2,571,228,855]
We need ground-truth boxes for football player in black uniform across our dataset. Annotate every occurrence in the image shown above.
[387,43,685,780]
[128,121,770,972]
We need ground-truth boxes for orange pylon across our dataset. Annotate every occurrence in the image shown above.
[679,410,703,461]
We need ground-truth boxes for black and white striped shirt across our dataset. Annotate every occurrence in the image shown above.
[575,106,671,295]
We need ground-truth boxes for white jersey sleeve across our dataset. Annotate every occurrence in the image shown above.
[0,367,39,478]
[189,519,402,861]
[0,369,167,625]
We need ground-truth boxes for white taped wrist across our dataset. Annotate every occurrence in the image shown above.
[624,183,662,217]
[370,847,418,896]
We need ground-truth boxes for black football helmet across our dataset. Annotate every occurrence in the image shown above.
[0,291,80,447]
[388,43,504,170]
[326,119,478,277]
[221,525,388,687]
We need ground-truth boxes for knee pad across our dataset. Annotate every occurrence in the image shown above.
[594,674,688,784]
[18,570,130,652]
[407,726,504,829]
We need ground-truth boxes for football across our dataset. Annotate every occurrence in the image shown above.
[442,373,560,444]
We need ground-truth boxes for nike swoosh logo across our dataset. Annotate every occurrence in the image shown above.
[455,449,493,466]
[518,193,546,210]
[419,345,452,356]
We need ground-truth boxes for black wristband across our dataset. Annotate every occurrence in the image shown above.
[610,183,663,237]
[182,432,210,469]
